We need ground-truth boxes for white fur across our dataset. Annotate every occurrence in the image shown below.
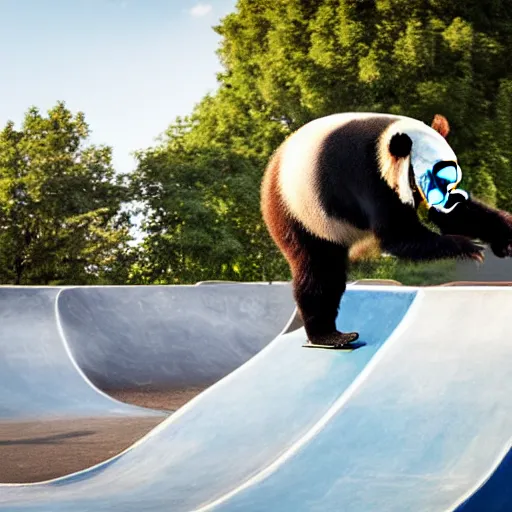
[278,113,379,244]
[379,117,460,203]
[376,132,413,206]
[396,157,415,205]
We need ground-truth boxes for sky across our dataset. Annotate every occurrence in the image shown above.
[0,0,237,174]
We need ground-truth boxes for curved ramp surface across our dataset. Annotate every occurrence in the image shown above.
[58,283,295,390]
[208,287,512,512]
[456,448,512,511]
[0,287,416,510]
[0,287,162,421]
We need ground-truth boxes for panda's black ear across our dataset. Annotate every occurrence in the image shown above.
[389,132,412,158]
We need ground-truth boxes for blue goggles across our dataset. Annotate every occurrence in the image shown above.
[422,160,460,207]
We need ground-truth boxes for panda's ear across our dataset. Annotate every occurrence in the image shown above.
[389,132,412,158]
[431,114,450,138]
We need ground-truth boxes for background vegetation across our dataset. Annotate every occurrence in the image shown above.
[2,0,511,285]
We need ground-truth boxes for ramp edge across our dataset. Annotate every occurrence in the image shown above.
[193,289,425,512]
[449,442,512,512]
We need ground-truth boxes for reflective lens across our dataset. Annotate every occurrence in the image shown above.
[427,188,444,205]
[435,165,458,182]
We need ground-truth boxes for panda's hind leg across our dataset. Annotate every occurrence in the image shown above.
[290,228,358,347]
[261,148,357,347]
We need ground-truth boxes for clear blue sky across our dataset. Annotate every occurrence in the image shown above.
[0,0,237,173]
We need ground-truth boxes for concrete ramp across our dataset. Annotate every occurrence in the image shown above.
[210,287,512,512]
[0,287,416,509]
[0,283,294,420]
[0,287,161,421]
[0,286,510,511]
[58,283,295,390]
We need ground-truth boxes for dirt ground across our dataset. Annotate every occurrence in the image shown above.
[0,386,207,484]
[108,386,208,411]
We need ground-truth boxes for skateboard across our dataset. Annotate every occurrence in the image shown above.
[302,339,365,351]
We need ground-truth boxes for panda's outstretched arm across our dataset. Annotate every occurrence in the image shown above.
[428,197,512,258]
[371,200,484,262]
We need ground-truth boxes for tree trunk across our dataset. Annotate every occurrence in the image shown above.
[14,256,23,285]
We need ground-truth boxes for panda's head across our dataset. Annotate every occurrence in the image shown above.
[385,114,462,211]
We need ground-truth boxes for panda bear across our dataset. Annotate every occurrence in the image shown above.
[261,112,512,347]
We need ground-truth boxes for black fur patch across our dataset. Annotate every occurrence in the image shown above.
[260,149,351,343]
[316,116,397,230]
[428,198,512,257]
[291,223,350,340]
[408,161,423,209]
[389,133,412,158]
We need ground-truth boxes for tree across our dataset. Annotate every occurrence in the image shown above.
[0,102,132,285]
[132,0,512,284]
[215,1,512,207]
[130,94,290,283]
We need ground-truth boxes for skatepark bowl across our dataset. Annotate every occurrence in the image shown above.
[0,280,510,511]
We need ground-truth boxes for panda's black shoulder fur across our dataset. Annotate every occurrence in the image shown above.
[315,116,411,231]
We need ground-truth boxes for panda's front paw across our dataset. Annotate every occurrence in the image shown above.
[490,240,512,258]
[445,235,485,263]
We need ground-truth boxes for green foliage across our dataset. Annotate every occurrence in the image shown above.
[349,257,457,286]
[129,95,289,284]
[129,0,512,285]
[10,3,497,288]
[4,2,512,286]
[0,102,131,285]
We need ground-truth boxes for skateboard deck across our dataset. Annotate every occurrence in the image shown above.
[302,340,365,351]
